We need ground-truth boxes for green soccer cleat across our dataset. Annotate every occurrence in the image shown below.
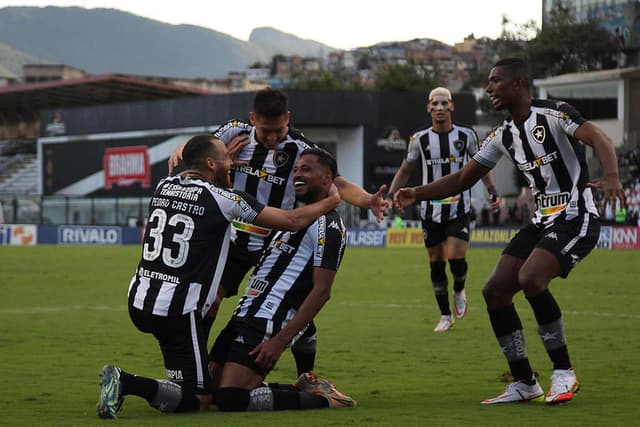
[96,365,124,419]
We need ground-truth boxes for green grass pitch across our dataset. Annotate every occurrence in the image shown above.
[1,245,639,426]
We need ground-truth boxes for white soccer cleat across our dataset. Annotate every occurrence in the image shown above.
[481,380,544,404]
[453,290,468,319]
[545,369,579,404]
[433,315,453,332]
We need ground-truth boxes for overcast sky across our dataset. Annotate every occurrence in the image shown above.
[0,0,542,49]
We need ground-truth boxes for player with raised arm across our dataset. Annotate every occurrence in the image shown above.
[96,135,340,419]
[168,88,389,377]
[395,58,625,405]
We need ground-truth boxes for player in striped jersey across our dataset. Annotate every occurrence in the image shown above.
[387,87,500,332]
[96,136,340,419]
[394,58,625,405]
[209,148,356,411]
[168,88,389,377]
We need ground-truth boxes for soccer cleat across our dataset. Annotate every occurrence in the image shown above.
[296,372,356,408]
[433,315,453,332]
[453,289,468,319]
[545,369,579,404]
[96,365,124,419]
[294,371,320,392]
[321,388,358,408]
[481,380,544,404]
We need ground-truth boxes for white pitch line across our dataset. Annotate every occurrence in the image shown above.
[0,305,127,315]
[1,303,639,321]
[334,301,640,320]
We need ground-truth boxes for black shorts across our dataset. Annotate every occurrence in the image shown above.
[220,243,262,297]
[210,317,270,377]
[128,306,211,394]
[503,213,600,278]
[421,215,470,248]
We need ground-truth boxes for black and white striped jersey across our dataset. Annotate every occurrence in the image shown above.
[407,123,479,222]
[128,175,265,318]
[231,210,346,339]
[474,99,599,226]
[213,119,313,253]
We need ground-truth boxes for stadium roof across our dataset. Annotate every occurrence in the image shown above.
[0,73,215,113]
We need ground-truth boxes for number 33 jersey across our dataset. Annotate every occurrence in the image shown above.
[128,175,265,319]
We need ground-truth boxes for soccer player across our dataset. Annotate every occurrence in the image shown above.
[96,135,340,419]
[394,58,625,404]
[387,87,500,332]
[210,147,356,411]
[168,88,389,377]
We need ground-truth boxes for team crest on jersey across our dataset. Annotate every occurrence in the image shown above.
[453,139,466,152]
[274,151,289,168]
[531,125,546,144]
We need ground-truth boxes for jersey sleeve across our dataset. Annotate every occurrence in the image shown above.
[312,214,346,271]
[406,133,421,162]
[212,119,252,144]
[473,127,504,169]
[465,127,481,157]
[555,101,587,137]
[213,187,265,223]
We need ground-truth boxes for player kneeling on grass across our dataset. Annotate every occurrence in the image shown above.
[95,137,341,419]
[209,148,356,411]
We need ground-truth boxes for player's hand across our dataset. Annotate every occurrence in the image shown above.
[489,194,501,210]
[393,187,416,213]
[328,183,341,208]
[369,184,391,223]
[588,174,626,209]
[228,133,250,165]
[168,143,185,175]
[249,337,287,371]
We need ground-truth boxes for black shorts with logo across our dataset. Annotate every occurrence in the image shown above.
[128,306,211,394]
[503,213,600,278]
[209,317,270,378]
[220,243,262,297]
[421,215,471,248]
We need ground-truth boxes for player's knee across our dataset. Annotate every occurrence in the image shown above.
[518,269,546,296]
[449,258,468,280]
[215,387,250,412]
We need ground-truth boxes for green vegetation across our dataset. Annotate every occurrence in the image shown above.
[1,245,638,426]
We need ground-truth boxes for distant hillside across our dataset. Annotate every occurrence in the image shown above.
[0,6,337,79]
[250,27,334,58]
[0,41,48,78]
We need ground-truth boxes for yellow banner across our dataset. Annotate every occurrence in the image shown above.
[386,228,424,247]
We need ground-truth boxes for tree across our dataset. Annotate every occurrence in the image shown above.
[373,60,442,92]
[526,4,616,77]
[285,70,351,90]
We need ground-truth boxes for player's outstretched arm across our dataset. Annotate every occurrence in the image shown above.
[333,176,391,222]
[254,184,341,231]
[394,160,489,213]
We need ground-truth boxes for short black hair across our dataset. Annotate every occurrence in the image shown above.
[182,134,217,170]
[492,58,530,87]
[253,88,289,118]
[301,147,338,179]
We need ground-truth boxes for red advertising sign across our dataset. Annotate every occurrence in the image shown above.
[103,146,150,189]
[611,226,640,250]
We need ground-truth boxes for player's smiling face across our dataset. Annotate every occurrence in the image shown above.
[293,154,331,203]
[250,112,290,150]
